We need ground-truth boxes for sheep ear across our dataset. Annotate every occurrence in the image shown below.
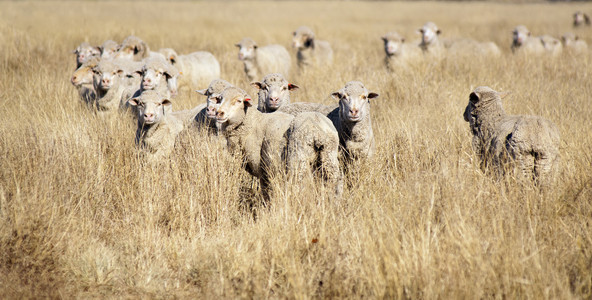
[401,38,406,43]
[251,82,264,90]
[436,29,441,35]
[368,92,379,100]
[253,45,258,49]
[527,32,531,37]
[416,29,423,34]
[196,88,208,95]
[117,69,124,75]
[331,92,343,100]
[381,36,387,42]
[162,99,172,107]
[128,98,140,106]
[288,83,299,91]
[235,43,241,48]
[244,97,252,107]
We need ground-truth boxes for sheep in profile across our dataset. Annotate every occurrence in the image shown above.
[71,56,100,106]
[128,90,184,162]
[292,26,334,69]
[99,40,119,60]
[540,35,563,57]
[92,59,130,113]
[573,11,590,27]
[115,35,164,62]
[216,86,342,200]
[561,32,588,55]
[463,86,560,187]
[73,42,100,68]
[417,22,445,57]
[159,48,220,90]
[381,31,421,70]
[327,81,379,165]
[511,25,546,55]
[235,38,291,82]
[251,73,298,113]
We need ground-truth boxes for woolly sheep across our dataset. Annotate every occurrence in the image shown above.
[99,40,119,60]
[511,25,546,55]
[216,86,342,200]
[463,86,560,187]
[71,56,100,106]
[561,32,589,55]
[128,90,184,162]
[540,35,563,57]
[417,22,445,57]
[115,35,164,62]
[159,48,220,90]
[381,31,422,71]
[251,73,299,113]
[292,26,334,69]
[573,11,590,27]
[92,59,130,112]
[73,42,100,68]
[172,79,233,131]
[328,81,379,165]
[235,38,291,82]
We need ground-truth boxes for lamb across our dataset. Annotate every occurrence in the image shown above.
[417,22,445,57]
[561,32,588,55]
[573,11,590,27]
[71,56,100,106]
[381,31,422,71]
[99,40,119,60]
[511,25,546,55]
[159,48,220,90]
[251,73,298,113]
[540,35,563,57]
[92,59,129,113]
[327,81,379,165]
[291,26,334,69]
[73,42,100,68]
[235,38,291,82]
[115,35,164,62]
[216,86,342,200]
[128,90,184,162]
[463,86,560,188]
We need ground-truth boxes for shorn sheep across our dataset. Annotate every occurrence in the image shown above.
[128,90,184,162]
[71,56,100,106]
[159,48,220,90]
[573,11,590,27]
[463,86,560,188]
[73,42,100,68]
[235,37,291,82]
[251,73,299,113]
[292,26,334,69]
[215,86,342,200]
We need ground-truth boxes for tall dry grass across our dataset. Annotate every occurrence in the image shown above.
[0,1,591,298]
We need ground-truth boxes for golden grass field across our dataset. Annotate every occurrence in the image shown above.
[1,0,591,298]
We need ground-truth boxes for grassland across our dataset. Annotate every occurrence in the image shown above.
[0,1,591,298]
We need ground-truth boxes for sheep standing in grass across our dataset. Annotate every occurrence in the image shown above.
[159,48,220,90]
[99,40,119,60]
[128,90,184,162]
[173,79,233,130]
[71,57,100,106]
[573,11,590,27]
[92,59,131,113]
[511,25,546,55]
[417,22,445,57]
[328,81,379,165]
[251,73,298,113]
[292,26,333,69]
[463,86,560,187]
[382,31,421,71]
[73,42,100,68]
[216,86,342,200]
[561,32,588,55]
[235,38,291,82]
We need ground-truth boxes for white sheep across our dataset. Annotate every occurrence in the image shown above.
[463,86,560,188]
[99,40,119,60]
[511,25,546,55]
[115,35,164,62]
[381,31,422,71]
[71,56,100,106]
[447,38,501,57]
[251,73,299,113]
[159,48,220,90]
[561,32,589,55]
[573,11,590,27]
[73,42,100,68]
[92,59,131,113]
[235,38,291,82]
[215,86,342,200]
[540,35,563,57]
[417,22,445,57]
[292,26,334,69]
[128,90,184,162]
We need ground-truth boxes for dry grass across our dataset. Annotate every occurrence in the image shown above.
[1,1,592,298]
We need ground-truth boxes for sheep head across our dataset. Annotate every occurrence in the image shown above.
[197,79,233,120]
[512,25,531,47]
[73,42,101,66]
[128,90,172,125]
[418,22,441,45]
[92,60,124,92]
[382,32,405,56]
[115,35,149,61]
[292,26,315,49]
[216,87,252,128]
[235,38,258,61]
[99,40,120,60]
[251,73,298,112]
[71,57,100,86]
[159,48,179,65]
[332,81,378,123]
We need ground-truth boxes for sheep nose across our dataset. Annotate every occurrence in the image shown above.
[71,76,77,84]
[350,108,359,116]
[217,111,225,118]
[144,113,154,119]
[102,78,110,85]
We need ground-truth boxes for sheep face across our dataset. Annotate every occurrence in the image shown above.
[252,74,298,112]
[573,11,590,27]
[115,36,148,61]
[235,38,257,61]
[73,42,100,66]
[198,79,233,119]
[512,26,530,47]
[292,26,315,49]
[159,48,179,65]
[216,87,252,127]
[71,58,99,86]
[418,22,441,46]
[382,32,405,56]
[92,62,124,92]
[138,66,168,91]
[561,33,578,46]
[332,81,378,123]
[100,40,119,60]
[128,91,172,125]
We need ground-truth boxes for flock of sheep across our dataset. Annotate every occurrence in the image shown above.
[70,13,588,199]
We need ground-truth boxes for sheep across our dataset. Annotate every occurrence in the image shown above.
[127,90,184,162]
[561,32,588,55]
[235,38,291,82]
[92,59,130,112]
[573,11,590,27]
[327,81,379,165]
[99,40,119,60]
[216,86,342,200]
[381,31,424,71]
[511,25,546,55]
[71,56,100,106]
[159,48,220,90]
[250,73,298,113]
[447,38,502,57]
[73,42,100,68]
[115,35,164,62]
[417,22,445,57]
[291,26,334,69]
[278,102,337,116]
[463,86,560,188]
[540,35,563,57]
[172,79,233,131]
